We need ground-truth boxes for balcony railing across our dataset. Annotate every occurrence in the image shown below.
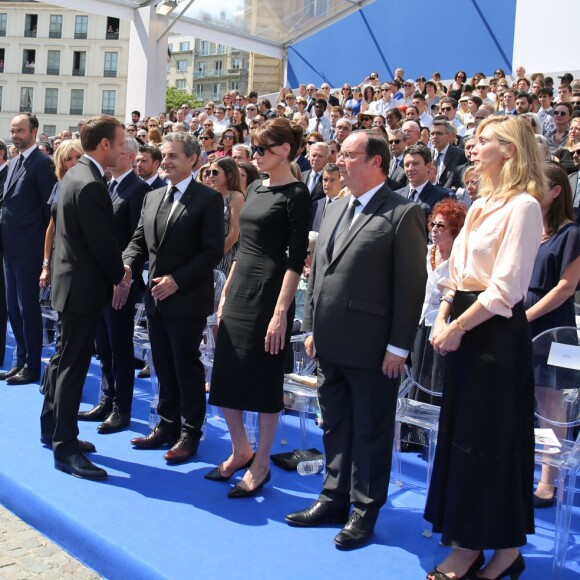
[70,108,83,116]
[228,68,242,75]
[193,71,206,79]
[49,31,62,38]
[22,66,35,74]
[102,108,115,115]
[19,105,32,113]
[46,67,60,75]
[44,107,57,114]
[24,30,36,38]
[74,32,87,39]
[105,32,119,40]
[103,69,117,78]
[72,68,85,77]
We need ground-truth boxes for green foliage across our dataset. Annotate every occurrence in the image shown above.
[166,86,202,112]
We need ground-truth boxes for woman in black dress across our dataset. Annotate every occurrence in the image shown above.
[525,162,580,508]
[207,119,311,498]
[425,117,545,580]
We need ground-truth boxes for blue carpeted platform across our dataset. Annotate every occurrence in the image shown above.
[0,345,578,579]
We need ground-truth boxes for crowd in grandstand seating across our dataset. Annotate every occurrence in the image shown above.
[0,64,579,572]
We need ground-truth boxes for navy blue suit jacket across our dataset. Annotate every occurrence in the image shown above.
[396,181,448,222]
[148,175,167,191]
[1,147,56,257]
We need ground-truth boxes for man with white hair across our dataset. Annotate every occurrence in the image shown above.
[301,142,329,203]
[401,120,421,146]
[231,144,251,162]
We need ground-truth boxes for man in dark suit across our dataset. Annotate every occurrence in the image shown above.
[301,142,329,204]
[570,143,580,224]
[286,132,427,549]
[386,129,408,188]
[124,132,223,464]
[135,144,166,190]
[430,119,466,187]
[397,143,449,222]
[311,163,342,232]
[1,114,56,384]
[78,136,150,433]
[42,115,130,480]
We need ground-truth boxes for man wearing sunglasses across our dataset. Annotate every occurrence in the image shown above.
[124,133,224,464]
[387,129,408,188]
[438,97,466,137]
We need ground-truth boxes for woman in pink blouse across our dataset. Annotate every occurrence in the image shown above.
[424,116,545,580]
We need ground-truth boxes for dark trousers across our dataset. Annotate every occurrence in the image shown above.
[40,319,62,436]
[148,312,206,439]
[94,285,137,414]
[317,357,399,523]
[0,254,7,365]
[4,256,42,374]
[50,309,101,459]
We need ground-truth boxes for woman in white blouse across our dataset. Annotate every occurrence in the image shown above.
[424,116,545,580]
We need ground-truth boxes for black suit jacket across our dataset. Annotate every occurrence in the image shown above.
[1,147,55,257]
[51,156,125,315]
[0,165,8,194]
[570,171,580,224]
[123,179,224,318]
[389,158,408,189]
[148,175,167,191]
[301,169,325,203]
[396,182,449,222]
[303,184,427,370]
[444,162,471,190]
[436,145,467,187]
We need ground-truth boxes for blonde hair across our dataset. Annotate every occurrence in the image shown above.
[475,115,546,203]
[54,138,83,180]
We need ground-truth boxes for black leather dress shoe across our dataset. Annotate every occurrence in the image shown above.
[164,433,200,464]
[97,410,131,434]
[0,365,24,380]
[78,402,111,422]
[54,452,108,480]
[41,435,96,453]
[6,367,40,385]
[227,470,271,498]
[286,500,349,527]
[334,513,374,550]
[137,364,150,378]
[131,424,179,449]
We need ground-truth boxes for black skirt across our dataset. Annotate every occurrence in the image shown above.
[424,291,535,549]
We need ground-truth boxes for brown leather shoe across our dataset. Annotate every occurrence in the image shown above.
[131,424,179,449]
[163,432,200,464]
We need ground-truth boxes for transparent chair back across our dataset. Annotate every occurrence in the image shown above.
[532,326,580,579]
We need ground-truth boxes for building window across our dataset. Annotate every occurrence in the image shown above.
[19,87,33,113]
[213,84,221,99]
[46,50,60,75]
[200,41,209,56]
[44,88,58,115]
[0,14,6,37]
[24,14,37,37]
[195,62,206,78]
[0,86,3,112]
[70,89,84,115]
[177,60,187,72]
[176,79,186,90]
[73,51,86,76]
[230,81,239,91]
[196,84,203,97]
[22,50,36,74]
[214,61,223,74]
[231,58,240,70]
[49,15,62,38]
[179,41,190,51]
[102,90,116,115]
[217,44,226,54]
[0,49,4,73]
[104,52,118,77]
[106,17,119,39]
[43,125,56,138]
[75,15,88,39]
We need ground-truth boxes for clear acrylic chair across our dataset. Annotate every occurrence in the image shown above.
[392,314,444,536]
[532,326,580,579]
[39,287,59,360]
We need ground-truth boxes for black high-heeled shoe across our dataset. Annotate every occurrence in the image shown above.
[204,453,255,482]
[227,469,271,498]
[533,487,556,508]
[465,551,525,580]
[427,551,485,580]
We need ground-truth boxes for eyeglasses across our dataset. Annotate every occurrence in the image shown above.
[225,107,233,111]
[572,149,580,156]
[494,71,503,75]
[222,134,234,140]
[381,88,390,92]
[360,117,372,122]
[337,151,368,161]
[251,143,279,156]
[137,133,147,138]
[307,88,315,92]
[342,87,351,91]
[181,106,189,110]
[307,141,318,145]
[204,107,211,110]
[203,123,213,127]
[440,106,453,112]
[205,169,220,177]
[200,136,211,140]
[430,131,447,137]
[553,110,569,116]
[388,139,401,145]
[430,222,447,231]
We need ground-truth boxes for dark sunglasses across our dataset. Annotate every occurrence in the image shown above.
[553,110,569,116]
[222,134,234,140]
[200,136,211,140]
[388,139,401,145]
[440,106,453,112]
[251,143,278,156]
[204,169,220,177]
[403,83,413,87]
[307,141,318,145]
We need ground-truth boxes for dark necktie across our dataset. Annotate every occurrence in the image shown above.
[328,198,361,259]
[409,188,418,202]
[309,172,319,193]
[9,155,23,187]
[155,186,177,243]
[108,179,117,198]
